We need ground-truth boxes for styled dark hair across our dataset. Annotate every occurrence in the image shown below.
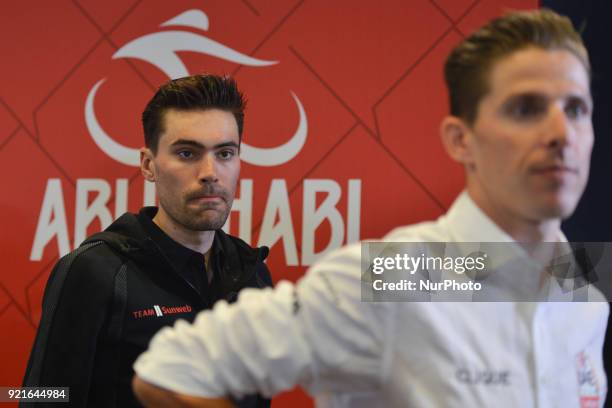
[142,74,246,153]
[444,9,589,125]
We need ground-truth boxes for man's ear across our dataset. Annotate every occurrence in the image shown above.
[440,116,475,166]
[140,147,156,182]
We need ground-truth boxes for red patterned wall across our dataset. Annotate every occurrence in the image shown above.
[0,0,536,406]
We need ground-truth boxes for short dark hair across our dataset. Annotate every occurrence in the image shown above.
[142,74,246,153]
[444,9,589,125]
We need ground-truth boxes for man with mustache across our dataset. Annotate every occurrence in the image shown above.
[22,75,272,408]
[132,9,608,408]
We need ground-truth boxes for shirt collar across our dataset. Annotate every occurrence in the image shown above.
[137,207,207,276]
[443,191,515,243]
[443,191,567,244]
[442,192,575,299]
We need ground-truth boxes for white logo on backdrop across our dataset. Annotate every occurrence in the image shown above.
[85,9,307,167]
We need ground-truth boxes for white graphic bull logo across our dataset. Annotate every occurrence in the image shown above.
[85,9,307,167]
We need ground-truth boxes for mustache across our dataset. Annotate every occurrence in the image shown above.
[185,184,229,201]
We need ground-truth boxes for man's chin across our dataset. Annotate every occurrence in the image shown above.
[187,210,230,231]
[534,194,580,221]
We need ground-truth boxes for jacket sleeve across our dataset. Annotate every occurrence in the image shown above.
[21,245,120,407]
[134,243,392,399]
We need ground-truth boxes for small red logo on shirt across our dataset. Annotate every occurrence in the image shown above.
[576,351,600,408]
[132,304,193,319]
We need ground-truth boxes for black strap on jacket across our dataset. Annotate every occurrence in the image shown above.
[22,241,104,389]
[107,263,128,343]
[21,241,128,407]
[103,263,128,407]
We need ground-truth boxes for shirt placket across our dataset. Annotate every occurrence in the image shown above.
[533,302,566,408]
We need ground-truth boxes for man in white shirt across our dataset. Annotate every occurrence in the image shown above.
[132,9,608,408]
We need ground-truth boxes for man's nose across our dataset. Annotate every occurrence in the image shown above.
[198,154,218,182]
[543,105,572,149]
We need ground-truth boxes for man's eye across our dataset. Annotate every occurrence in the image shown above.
[506,97,546,120]
[217,150,236,160]
[565,98,590,120]
[177,150,194,159]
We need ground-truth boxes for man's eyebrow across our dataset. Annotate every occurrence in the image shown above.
[170,139,204,149]
[567,92,593,106]
[505,90,592,101]
[504,91,546,100]
[214,141,240,150]
[169,140,239,149]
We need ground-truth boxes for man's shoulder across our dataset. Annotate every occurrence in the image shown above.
[216,229,269,261]
[216,230,273,288]
[55,241,125,288]
[36,241,124,323]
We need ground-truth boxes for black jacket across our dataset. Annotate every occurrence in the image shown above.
[22,208,272,407]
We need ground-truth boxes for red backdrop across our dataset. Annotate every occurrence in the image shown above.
[0,0,536,406]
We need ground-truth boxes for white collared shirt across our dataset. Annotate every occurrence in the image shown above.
[134,192,608,407]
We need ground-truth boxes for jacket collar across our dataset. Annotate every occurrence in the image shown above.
[84,207,266,295]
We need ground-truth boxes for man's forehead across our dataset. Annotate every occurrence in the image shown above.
[160,108,239,146]
[162,108,238,128]
[487,47,590,98]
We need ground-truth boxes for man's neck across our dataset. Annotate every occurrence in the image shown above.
[152,208,215,255]
[466,187,561,243]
